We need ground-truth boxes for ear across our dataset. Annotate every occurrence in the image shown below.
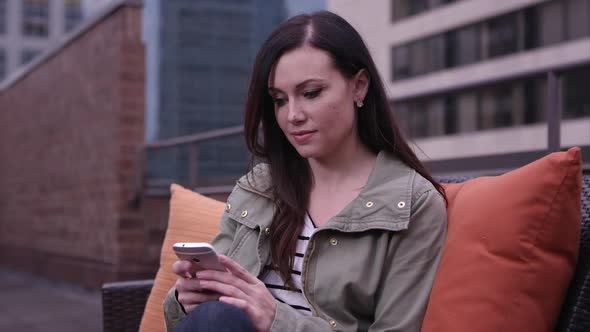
[352,69,370,103]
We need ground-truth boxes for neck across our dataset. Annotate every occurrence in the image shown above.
[308,138,377,191]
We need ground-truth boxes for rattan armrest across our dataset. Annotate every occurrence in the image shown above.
[102,279,154,332]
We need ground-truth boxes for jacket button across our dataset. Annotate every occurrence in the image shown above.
[226,203,231,211]
[329,238,338,246]
[240,210,248,218]
[365,201,374,208]
[329,319,337,328]
[264,227,271,236]
[397,201,406,208]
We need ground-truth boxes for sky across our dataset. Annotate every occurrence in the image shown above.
[286,0,326,16]
[83,0,327,20]
[81,0,115,17]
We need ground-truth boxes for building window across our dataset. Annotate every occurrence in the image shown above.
[392,45,410,80]
[392,36,446,80]
[392,72,578,138]
[21,49,41,65]
[395,97,447,138]
[455,91,479,133]
[0,0,7,35]
[392,0,428,21]
[492,86,514,128]
[391,21,488,80]
[392,0,459,22]
[443,96,457,134]
[64,0,82,32]
[409,40,427,76]
[408,100,431,138]
[487,13,519,58]
[478,83,522,130]
[566,0,590,40]
[538,1,564,46]
[524,1,565,48]
[523,76,546,124]
[0,48,6,80]
[392,0,590,81]
[563,65,590,119]
[425,35,446,73]
[445,25,481,67]
[23,0,49,37]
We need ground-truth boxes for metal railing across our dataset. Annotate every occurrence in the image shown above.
[135,70,568,201]
[134,125,243,201]
[546,71,562,153]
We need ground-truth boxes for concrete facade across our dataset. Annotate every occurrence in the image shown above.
[327,0,590,162]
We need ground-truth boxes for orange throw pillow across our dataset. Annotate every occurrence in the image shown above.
[422,147,582,332]
[139,184,224,332]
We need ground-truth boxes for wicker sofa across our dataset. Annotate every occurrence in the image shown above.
[102,175,590,332]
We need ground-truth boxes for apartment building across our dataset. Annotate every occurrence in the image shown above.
[0,0,86,82]
[328,0,589,171]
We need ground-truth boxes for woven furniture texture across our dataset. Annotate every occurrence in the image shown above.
[102,280,154,332]
[554,175,590,332]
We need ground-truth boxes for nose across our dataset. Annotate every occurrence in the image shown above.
[287,100,306,124]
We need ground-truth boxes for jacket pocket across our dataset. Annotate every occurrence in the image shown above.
[223,186,274,273]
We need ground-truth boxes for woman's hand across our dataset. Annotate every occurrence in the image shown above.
[196,255,277,332]
[172,260,221,313]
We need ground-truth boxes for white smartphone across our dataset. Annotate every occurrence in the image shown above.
[172,242,226,272]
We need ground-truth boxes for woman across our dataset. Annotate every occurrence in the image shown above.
[164,10,447,332]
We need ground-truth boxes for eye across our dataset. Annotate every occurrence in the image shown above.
[272,97,286,107]
[303,88,322,99]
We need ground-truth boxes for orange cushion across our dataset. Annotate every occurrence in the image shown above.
[139,184,224,332]
[421,147,582,332]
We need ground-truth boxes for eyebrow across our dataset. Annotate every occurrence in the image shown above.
[268,78,326,94]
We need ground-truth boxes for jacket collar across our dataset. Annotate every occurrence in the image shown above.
[236,151,415,232]
[324,151,414,232]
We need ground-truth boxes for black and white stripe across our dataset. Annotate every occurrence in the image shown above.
[262,214,316,315]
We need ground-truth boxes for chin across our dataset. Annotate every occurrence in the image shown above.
[293,146,323,160]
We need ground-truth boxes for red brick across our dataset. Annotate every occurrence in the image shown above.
[0,5,153,288]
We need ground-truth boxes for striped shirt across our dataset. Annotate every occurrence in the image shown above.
[261,214,316,316]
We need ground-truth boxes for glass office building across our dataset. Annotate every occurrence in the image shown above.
[143,0,286,186]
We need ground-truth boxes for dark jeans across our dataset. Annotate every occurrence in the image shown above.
[173,301,257,332]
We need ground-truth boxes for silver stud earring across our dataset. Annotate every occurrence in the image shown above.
[356,100,364,108]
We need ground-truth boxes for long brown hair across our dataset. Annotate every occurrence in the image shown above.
[243,11,446,287]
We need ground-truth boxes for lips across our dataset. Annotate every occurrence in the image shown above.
[290,130,317,144]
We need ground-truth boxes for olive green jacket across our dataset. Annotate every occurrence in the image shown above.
[164,151,447,332]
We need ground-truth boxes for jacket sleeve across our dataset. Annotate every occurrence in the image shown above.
[368,189,447,332]
[163,209,239,331]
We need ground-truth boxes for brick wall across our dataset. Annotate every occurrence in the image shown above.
[0,3,151,288]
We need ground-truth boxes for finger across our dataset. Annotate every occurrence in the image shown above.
[219,296,249,312]
[175,278,201,292]
[196,270,253,296]
[199,279,247,300]
[172,260,197,277]
[177,291,221,306]
[183,304,197,313]
[218,255,259,284]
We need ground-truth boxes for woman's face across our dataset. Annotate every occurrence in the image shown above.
[268,45,368,161]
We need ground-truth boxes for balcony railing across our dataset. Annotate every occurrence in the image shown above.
[135,70,573,201]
